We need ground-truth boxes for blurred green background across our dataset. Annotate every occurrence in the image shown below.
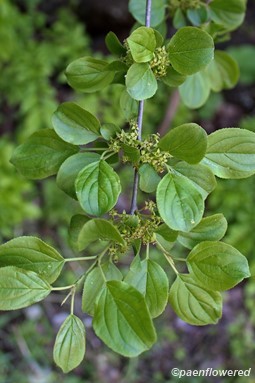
[1,0,255,382]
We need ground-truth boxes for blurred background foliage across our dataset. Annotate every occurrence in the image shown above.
[1,0,255,382]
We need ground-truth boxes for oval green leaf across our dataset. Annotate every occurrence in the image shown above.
[10,129,78,179]
[70,217,125,252]
[172,161,217,199]
[52,102,101,145]
[187,241,251,291]
[169,274,222,326]
[205,50,239,92]
[162,65,186,87]
[75,160,121,216]
[105,31,126,55]
[124,256,169,318]
[65,57,115,93]
[120,89,138,120]
[178,214,228,249]
[0,237,64,284]
[57,152,100,199]
[159,123,207,164]
[156,172,204,232]
[93,280,157,357]
[127,27,156,63]
[139,164,161,193]
[0,266,51,310]
[168,27,214,75]
[126,63,158,100]
[82,261,123,316]
[179,72,211,109]
[209,0,246,31]
[202,128,255,179]
[53,314,86,373]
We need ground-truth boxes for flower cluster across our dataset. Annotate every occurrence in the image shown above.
[169,0,201,11]
[109,123,170,172]
[150,46,170,78]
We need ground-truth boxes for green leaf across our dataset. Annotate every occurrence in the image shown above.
[75,160,121,216]
[53,315,86,373]
[127,27,156,63]
[68,214,90,250]
[155,224,178,243]
[93,280,157,357]
[205,50,239,92]
[139,164,161,193]
[156,172,204,232]
[0,237,64,284]
[202,128,255,179]
[173,8,187,29]
[122,144,140,163]
[70,218,125,252]
[162,65,186,87]
[10,129,78,179]
[82,261,123,315]
[124,256,169,318]
[0,267,51,310]
[159,123,207,164]
[129,0,166,27]
[100,123,121,141]
[52,102,101,145]
[169,274,222,326]
[57,152,100,199]
[120,89,139,120]
[172,161,217,199]
[178,214,228,249]
[126,63,158,100]
[187,241,251,291]
[187,7,209,26]
[105,32,126,55]
[168,27,214,75]
[179,72,211,109]
[209,0,246,31]
[65,57,115,93]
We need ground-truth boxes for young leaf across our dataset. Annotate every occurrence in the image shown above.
[100,123,121,141]
[178,214,228,249]
[187,241,251,291]
[159,123,207,164]
[0,267,51,310]
[57,152,100,199]
[162,65,186,87]
[93,281,157,357]
[155,224,178,243]
[82,262,123,315]
[205,50,239,92]
[124,256,169,318]
[0,237,64,284]
[169,274,222,326]
[179,72,211,109]
[187,7,209,26]
[65,57,115,93]
[75,160,121,216]
[10,129,78,179]
[129,0,166,27]
[172,161,217,199]
[105,31,126,55]
[53,314,86,373]
[139,164,161,193]
[156,173,204,232]
[52,102,101,145]
[202,128,255,179]
[120,90,139,120]
[209,0,246,31]
[126,63,158,100]
[127,27,156,63]
[168,27,214,75]
[173,8,187,29]
[69,217,125,252]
